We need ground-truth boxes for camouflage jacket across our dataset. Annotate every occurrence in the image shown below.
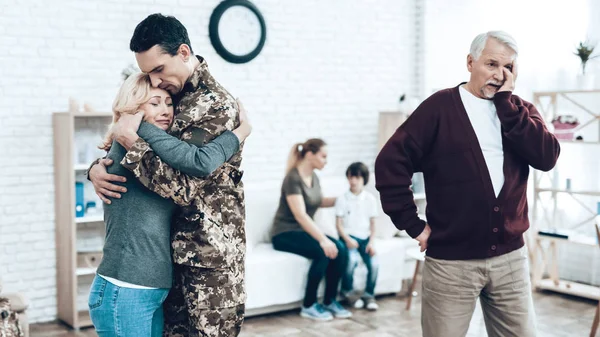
[121,56,246,281]
[0,297,23,337]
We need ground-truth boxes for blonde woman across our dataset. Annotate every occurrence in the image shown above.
[270,139,352,321]
[88,73,250,337]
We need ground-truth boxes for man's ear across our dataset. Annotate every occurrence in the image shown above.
[466,54,474,73]
[178,44,192,62]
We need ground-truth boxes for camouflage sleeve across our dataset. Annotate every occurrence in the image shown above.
[120,138,206,207]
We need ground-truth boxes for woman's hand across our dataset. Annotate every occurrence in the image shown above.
[320,238,339,259]
[344,237,359,250]
[233,98,252,143]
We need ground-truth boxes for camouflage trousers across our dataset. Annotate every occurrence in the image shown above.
[163,264,246,337]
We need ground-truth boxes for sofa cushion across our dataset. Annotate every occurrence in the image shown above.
[245,243,311,309]
[244,237,414,312]
[244,181,281,249]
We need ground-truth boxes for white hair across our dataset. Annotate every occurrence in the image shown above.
[470,31,519,60]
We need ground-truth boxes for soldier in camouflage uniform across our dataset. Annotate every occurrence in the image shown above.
[120,56,246,337]
[89,14,247,337]
[121,56,247,337]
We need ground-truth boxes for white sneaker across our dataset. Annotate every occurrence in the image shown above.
[353,298,365,309]
[364,298,378,311]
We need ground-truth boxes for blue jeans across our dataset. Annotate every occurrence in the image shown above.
[341,236,379,298]
[88,275,170,337]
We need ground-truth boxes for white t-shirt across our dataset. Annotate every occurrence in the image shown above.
[459,85,505,197]
[335,190,379,240]
[98,274,157,289]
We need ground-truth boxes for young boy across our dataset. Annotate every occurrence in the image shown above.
[336,162,379,311]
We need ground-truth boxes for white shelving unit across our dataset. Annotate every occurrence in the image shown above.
[75,214,104,224]
[53,111,111,329]
[75,268,98,277]
[73,164,91,171]
[530,90,600,300]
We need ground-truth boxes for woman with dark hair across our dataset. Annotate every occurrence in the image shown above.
[270,139,352,321]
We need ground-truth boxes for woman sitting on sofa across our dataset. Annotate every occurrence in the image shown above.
[270,138,352,321]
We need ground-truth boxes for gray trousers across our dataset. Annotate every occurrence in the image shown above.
[421,247,537,337]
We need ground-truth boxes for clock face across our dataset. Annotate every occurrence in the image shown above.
[209,0,267,64]
[218,6,262,57]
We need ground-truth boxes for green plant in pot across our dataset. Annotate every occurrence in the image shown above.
[574,41,598,89]
[575,41,598,74]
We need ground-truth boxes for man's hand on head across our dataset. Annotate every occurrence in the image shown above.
[498,61,518,93]
[113,111,144,150]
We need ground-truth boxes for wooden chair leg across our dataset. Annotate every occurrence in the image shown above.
[406,260,421,310]
[590,301,599,337]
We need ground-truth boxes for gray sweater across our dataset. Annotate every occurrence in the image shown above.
[96,123,239,288]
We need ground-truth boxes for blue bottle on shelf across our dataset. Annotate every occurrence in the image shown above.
[75,182,85,218]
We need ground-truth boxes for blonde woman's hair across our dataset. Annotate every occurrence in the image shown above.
[99,72,153,150]
[286,138,326,173]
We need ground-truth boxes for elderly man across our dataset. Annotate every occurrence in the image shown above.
[375,31,560,337]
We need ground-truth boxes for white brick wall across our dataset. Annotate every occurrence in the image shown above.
[423,0,592,98]
[0,0,420,322]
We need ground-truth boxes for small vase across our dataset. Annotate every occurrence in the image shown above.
[576,73,595,90]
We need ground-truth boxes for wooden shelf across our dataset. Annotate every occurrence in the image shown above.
[558,140,600,145]
[534,89,600,96]
[378,111,408,150]
[74,164,90,171]
[537,232,598,247]
[77,310,94,328]
[535,187,600,197]
[530,90,600,306]
[54,111,107,330]
[75,267,97,276]
[75,214,103,224]
[535,279,600,300]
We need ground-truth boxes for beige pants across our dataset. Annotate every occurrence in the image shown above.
[421,247,537,337]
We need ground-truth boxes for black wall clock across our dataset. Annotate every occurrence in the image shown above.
[209,0,267,64]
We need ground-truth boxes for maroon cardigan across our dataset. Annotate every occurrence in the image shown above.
[375,84,560,260]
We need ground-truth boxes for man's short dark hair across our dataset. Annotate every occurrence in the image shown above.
[346,162,370,185]
[130,13,193,55]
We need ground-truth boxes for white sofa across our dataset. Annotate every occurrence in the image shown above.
[243,174,418,317]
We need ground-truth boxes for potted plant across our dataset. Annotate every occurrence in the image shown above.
[574,41,598,89]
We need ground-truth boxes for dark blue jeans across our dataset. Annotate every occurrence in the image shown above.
[341,236,379,298]
[272,231,348,307]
